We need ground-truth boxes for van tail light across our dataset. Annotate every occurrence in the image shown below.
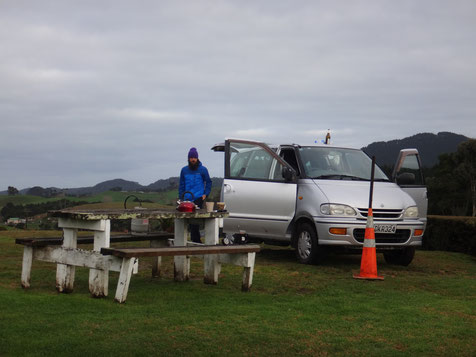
[329,228,347,235]
[414,229,424,237]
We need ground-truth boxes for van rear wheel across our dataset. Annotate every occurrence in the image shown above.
[295,223,324,264]
[383,247,415,266]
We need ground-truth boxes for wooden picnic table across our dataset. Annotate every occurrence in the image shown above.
[24,208,229,298]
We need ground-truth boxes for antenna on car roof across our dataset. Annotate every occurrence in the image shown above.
[314,129,331,145]
[325,129,331,145]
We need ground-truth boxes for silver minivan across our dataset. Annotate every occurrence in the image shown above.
[213,139,427,266]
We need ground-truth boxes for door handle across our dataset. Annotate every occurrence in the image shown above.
[224,183,233,193]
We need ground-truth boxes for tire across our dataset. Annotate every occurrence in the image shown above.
[222,233,233,246]
[383,247,415,266]
[295,222,324,264]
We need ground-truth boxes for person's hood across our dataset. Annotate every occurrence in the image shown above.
[313,179,416,209]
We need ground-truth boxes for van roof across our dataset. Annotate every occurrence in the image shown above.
[212,139,360,152]
[281,143,360,150]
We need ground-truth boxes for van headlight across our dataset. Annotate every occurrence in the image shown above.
[321,204,356,216]
[404,206,419,219]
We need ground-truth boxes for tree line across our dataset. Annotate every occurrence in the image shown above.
[426,139,476,216]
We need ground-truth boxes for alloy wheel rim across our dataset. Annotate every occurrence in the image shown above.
[298,231,312,259]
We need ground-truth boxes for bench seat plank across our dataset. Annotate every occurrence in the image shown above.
[108,244,260,303]
[101,245,261,258]
[15,232,174,247]
[34,246,124,271]
[17,233,172,290]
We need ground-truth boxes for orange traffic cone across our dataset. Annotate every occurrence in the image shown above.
[353,208,384,280]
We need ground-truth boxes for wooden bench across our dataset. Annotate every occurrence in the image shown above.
[101,244,261,303]
[16,232,173,289]
[15,232,174,247]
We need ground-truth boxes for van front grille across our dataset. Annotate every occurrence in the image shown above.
[353,229,411,244]
[357,208,403,220]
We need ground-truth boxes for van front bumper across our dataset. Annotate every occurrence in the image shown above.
[313,217,425,247]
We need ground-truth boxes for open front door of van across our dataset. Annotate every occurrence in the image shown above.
[392,149,428,226]
[213,139,297,240]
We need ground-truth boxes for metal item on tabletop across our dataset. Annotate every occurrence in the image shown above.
[124,195,149,235]
[177,191,197,213]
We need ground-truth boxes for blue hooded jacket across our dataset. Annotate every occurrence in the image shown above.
[179,161,212,202]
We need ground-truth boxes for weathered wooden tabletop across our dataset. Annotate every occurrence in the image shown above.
[48,208,229,221]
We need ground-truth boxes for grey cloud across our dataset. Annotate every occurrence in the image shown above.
[1,0,475,189]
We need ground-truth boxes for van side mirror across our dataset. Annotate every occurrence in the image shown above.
[282,167,296,182]
[396,172,415,185]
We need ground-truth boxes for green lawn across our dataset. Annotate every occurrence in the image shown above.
[0,194,61,208]
[1,187,223,211]
[0,190,178,211]
[0,230,474,356]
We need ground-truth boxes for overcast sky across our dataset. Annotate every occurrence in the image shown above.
[1,0,475,190]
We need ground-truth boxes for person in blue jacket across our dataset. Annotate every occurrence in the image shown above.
[179,147,212,243]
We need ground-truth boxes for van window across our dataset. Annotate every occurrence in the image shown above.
[229,142,273,180]
[281,148,300,175]
[298,147,389,181]
[230,150,252,177]
[397,154,424,185]
[273,148,300,180]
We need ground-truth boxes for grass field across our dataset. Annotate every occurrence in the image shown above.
[0,194,64,208]
[1,186,222,211]
[0,190,180,211]
[0,230,475,356]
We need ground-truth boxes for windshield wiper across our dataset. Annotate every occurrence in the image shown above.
[314,174,368,181]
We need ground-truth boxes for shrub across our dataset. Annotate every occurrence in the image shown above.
[423,215,476,256]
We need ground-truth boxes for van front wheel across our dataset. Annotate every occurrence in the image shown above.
[295,223,323,264]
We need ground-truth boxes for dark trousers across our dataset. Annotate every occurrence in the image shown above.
[190,197,204,243]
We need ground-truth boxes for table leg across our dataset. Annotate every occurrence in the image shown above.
[56,228,77,293]
[242,253,256,292]
[151,238,168,278]
[21,246,33,288]
[89,220,111,297]
[204,218,220,284]
[174,218,190,281]
[115,257,137,303]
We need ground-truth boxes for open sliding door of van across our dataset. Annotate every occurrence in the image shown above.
[392,149,428,226]
[215,139,297,240]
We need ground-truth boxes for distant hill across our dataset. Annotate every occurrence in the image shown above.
[146,177,180,191]
[146,177,223,192]
[362,132,469,168]
[64,179,144,196]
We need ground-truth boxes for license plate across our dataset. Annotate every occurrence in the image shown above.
[374,224,397,234]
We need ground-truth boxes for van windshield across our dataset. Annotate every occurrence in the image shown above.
[298,147,390,181]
